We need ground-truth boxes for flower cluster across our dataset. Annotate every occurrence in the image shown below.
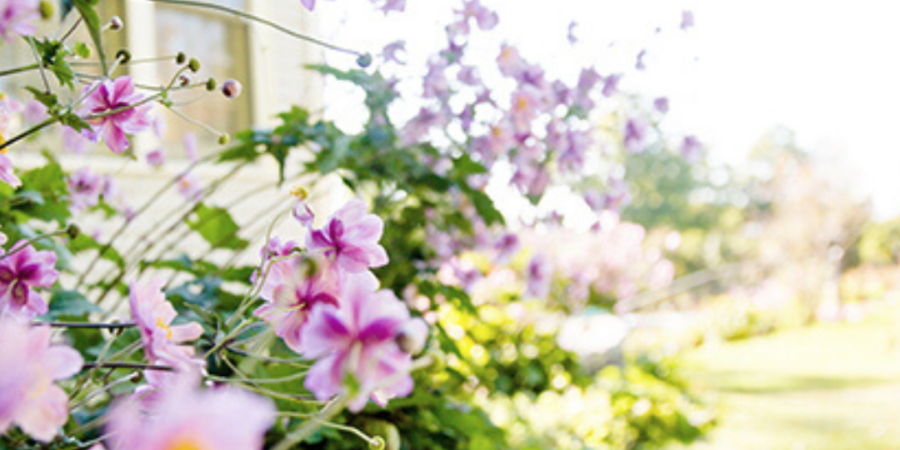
[256,198,426,410]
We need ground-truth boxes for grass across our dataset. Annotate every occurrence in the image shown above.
[674,305,900,450]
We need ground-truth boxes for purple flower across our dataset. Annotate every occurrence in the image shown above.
[23,99,47,124]
[382,40,406,65]
[107,374,274,450]
[457,65,480,86]
[0,0,39,41]
[183,132,199,162]
[494,233,519,263]
[635,49,647,71]
[62,126,90,154]
[525,254,553,299]
[300,0,333,11]
[423,60,451,100]
[0,241,58,320]
[260,236,296,260]
[623,118,647,153]
[681,135,703,164]
[567,21,578,44]
[510,86,542,133]
[80,76,152,154]
[67,167,104,211]
[299,274,415,412]
[307,199,389,273]
[253,256,346,353]
[602,74,622,97]
[373,0,405,14]
[497,44,526,78]
[0,153,20,188]
[146,147,166,167]
[129,279,204,369]
[455,0,498,33]
[681,10,695,30]
[653,97,669,114]
[176,171,203,202]
[0,320,83,442]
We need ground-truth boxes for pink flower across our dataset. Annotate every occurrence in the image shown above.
[0,0,39,41]
[623,118,647,153]
[0,152,20,188]
[375,0,405,14]
[183,132,199,162]
[299,275,415,412]
[176,170,203,202]
[602,74,622,97]
[67,167,104,211]
[0,319,83,442]
[525,253,553,299]
[80,76,152,154]
[260,236,297,260]
[307,199,389,273]
[681,135,703,164]
[254,256,349,353]
[681,10,695,30]
[455,0,498,34]
[23,99,47,124]
[145,147,166,167]
[382,40,406,65]
[62,126,90,154]
[0,241,57,319]
[497,44,526,78]
[653,97,669,114]
[107,375,274,450]
[510,87,542,133]
[300,0,332,11]
[128,279,204,369]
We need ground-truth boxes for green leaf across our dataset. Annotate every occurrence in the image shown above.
[186,203,248,250]
[73,0,107,73]
[42,289,103,319]
[25,86,58,109]
[464,188,505,226]
[60,113,92,133]
[74,42,91,58]
[69,234,125,270]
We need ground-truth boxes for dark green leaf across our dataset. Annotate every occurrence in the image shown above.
[186,203,248,250]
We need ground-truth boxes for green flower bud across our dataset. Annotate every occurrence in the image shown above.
[115,49,131,64]
[176,52,187,64]
[356,52,373,68]
[188,58,201,73]
[217,134,230,145]
[205,78,217,91]
[38,0,53,20]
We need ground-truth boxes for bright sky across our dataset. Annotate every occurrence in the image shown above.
[320,0,900,219]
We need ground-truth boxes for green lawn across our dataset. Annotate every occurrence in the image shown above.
[675,306,900,450]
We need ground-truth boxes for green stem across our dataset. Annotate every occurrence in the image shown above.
[149,0,362,57]
[272,396,351,450]
[0,229,71,261]
[0,63,39,78]
[37,321,136,329]
[0,117,57,152]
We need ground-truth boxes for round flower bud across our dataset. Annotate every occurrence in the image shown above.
[395,318,428,354]
[356,52,373,68]
[39,0,54,20]
[108,16,124,31]
[221,79,242,99]
[66,223,81,239]
[176,52,187,64]
[205,78,217,91]
[115,49,132,64]
[188,58,201,73]
[217,134,230,145]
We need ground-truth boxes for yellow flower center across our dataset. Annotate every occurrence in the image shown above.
[290,184,309,200]
[516,96,529,111]
[166,436,207,450]
[156,317,173,340]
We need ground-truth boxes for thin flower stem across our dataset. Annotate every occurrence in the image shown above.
[0,63,39,77]
[225,345,309,366]
[82,361,174,371]
[166,105,225,137]
[37,321,136,329]
[70,371,139,411]
[26,37,51,93]
[59,17,83,43]
[272,396,350,450]
[0,117,57,152]
[0,229,71,261]
[149,0,362,57]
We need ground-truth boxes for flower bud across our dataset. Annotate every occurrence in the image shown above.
[221,79,242,99]
[176,52,187,64]
[395,318,428,354]
[188,58,201,73]
[356,52,373,68]
[205,78,217,91]
[108,16,124,31]
[66,223,81,239]
[39,0,53,20]
[217,134,230,145]
[115,49,131,64]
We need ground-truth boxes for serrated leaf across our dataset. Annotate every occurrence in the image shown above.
[186,203,248,250]
[60,113,91,132]
[74,42,91,58]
